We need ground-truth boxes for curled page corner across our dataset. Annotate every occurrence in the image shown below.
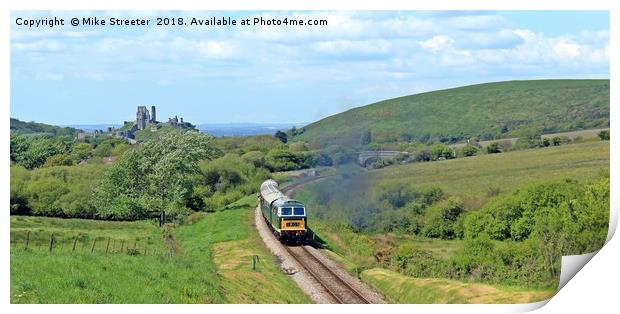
[555,198,617,293]
[558,251,598,290]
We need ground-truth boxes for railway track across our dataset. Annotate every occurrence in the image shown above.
[283,244,371,304]
[277,175,375,304]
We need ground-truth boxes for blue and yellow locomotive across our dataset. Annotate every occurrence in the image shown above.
[259,180,307,243]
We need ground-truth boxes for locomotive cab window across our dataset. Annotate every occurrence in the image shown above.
[280,207,292,216]
[294,207,305,216]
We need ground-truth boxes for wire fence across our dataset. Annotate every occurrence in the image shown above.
[10,230,166,256]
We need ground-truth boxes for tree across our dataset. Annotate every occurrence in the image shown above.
[93,131,221,222]
[598,130,610,140]
[274,130,288,143]
[72,142,93,161]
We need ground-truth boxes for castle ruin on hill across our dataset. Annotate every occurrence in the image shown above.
[119,105,193,139]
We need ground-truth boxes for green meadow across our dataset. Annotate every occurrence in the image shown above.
[10,195,309,304]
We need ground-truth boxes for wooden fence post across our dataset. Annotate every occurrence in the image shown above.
[106,238,111,254]
[48,233,55,253]
[91,238,97,253]
[72,235,79,253]
[25,230,30,250]
[120,240,125,253]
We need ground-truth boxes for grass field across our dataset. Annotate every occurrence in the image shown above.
[10,216,223,303]
[10,195,309,304]
[366,140,609,210]
[176,195,310,303]
[361,268,554,304]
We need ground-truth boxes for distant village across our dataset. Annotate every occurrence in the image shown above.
[76,106,193,144]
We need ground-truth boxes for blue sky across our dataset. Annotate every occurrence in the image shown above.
[10,11,609,125]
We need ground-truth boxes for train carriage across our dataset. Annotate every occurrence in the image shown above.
[259,180,307,242]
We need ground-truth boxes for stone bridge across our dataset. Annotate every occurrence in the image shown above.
[358,150,409,165]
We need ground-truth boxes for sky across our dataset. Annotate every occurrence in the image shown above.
[10,11,610,125]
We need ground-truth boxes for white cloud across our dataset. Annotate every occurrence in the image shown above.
[312,39,391,55]
[419,35,453,52]
[445,14,507,30]
[552,38,581,59]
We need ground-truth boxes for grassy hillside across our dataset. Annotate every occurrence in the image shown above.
[10,118,82,137]
[296,141,609,225]
[10,196,309,303]
[296,80,609,146]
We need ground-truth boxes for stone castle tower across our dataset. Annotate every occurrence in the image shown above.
[136,106,150,130]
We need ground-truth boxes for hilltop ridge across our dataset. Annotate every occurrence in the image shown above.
[296,79,610,146]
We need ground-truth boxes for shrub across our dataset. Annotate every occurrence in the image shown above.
[598,130,610,140]
[421,198,464,239]
[461,144,479,157]
[274,130,288,143]
[486,142,501,154]
[241,151,266,168]
[42,154,75,167]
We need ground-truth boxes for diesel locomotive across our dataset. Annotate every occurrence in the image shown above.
[259,180,307,243]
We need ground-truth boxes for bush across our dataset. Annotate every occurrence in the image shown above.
[393,244,444,278]
[274,130,288,143]
[430,143,455,160]
[486,142,501,154]
[42,154,75,167]
[460,144,479,157]
[422,198,464,239]
[264,149,312,171]
[598,130,610,140]
[11,164,107,218]
[241,151,266,168]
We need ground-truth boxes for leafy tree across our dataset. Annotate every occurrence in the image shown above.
[72,142,93,161]
[10,134,71,169]
[598,130,610,140]
[274,130,288,143]
[93,131,221,221]
[10,166,31,215]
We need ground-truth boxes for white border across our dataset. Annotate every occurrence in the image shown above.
[2,1,617,313]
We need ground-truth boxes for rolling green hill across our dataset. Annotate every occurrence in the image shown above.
[10,118,82,137]
[296,80,609,146]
